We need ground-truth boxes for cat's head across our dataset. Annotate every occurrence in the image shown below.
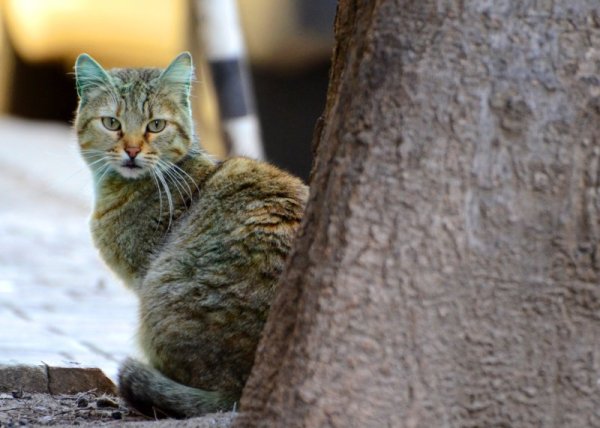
[74,52,195,179]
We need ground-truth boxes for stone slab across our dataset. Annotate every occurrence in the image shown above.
[0,363,48,393]
[0,364,116,395]
[48,366,117,395]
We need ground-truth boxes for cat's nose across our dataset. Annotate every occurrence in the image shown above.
[125,147,141,159]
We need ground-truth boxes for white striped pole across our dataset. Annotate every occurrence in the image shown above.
[194,0,264,160]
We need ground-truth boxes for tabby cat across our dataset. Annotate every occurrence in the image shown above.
[74,52,307,418]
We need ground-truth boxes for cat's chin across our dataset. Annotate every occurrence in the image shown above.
[117,166,148,179]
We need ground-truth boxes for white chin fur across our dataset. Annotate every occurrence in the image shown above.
[118,166,147,179]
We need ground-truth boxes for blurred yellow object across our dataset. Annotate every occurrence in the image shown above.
[0,0,226,157]
[0,4,10,113]
[3,0,187,68]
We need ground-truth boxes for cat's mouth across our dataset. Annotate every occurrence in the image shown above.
[118,159,146,179]
[123,159,142,169]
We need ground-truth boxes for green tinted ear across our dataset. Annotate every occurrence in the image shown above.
[160,52,193,94]
[75,53,112,98]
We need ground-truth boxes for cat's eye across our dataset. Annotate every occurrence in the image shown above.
[101,117,121,131]
[147,119,167,133]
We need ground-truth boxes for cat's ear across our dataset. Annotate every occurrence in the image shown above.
[74,54,112,99]
[160,52,194,94]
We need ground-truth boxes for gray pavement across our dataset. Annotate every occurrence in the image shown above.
[0,116,138,380]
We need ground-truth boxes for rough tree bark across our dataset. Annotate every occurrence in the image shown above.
[235,0,600,427]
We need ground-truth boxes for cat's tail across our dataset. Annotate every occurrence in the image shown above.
[118,357,236,419]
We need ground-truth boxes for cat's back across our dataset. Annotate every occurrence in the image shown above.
[139,157,307,391]
[202,156,307,217]
[164,156,308,270]
[177,156,308,266]
[146,156,308,291]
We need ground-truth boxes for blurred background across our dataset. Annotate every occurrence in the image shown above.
[0,0,336,178]
[0,0,335,378]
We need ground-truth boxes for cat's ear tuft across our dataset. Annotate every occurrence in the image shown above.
[75,53,112,98]
[160,52,194,93]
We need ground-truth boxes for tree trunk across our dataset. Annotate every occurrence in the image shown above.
[235,0,600,426]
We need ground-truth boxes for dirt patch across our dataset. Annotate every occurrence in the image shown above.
[0,392,235,427]
[0,391,143,426]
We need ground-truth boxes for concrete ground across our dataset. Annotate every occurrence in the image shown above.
[0,116,138,381]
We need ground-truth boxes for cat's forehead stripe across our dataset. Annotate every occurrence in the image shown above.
[116,96,124,117]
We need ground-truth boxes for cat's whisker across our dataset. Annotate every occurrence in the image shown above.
[158,164,189,203]
[150,170,164,232]
[157,165,187,204]
[167,163,198,196]
[81,154,109,163]
[86,156,112,169]
[80,148,107,154]
[41,149,108,197]
[154,169,174,231]
[53,155,106,183]
[95,163,113,188]
[160,159,200,196]
[80,149,111,159]
[156,160,193,201]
